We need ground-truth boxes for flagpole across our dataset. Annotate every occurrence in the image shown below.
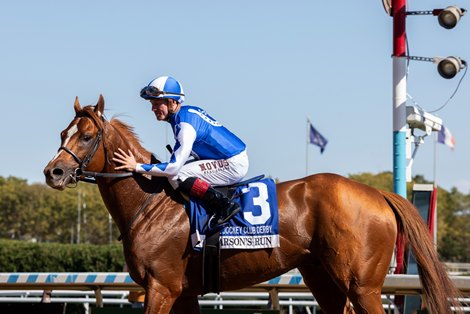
[306,117,310,176]
[433,131,437,185]
[433,131,438,244]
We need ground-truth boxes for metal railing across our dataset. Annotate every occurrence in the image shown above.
[0,290,396,314]
[0,273,469,312]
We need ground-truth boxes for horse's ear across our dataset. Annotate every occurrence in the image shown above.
[74,96,82,113]
[95,94,105,117]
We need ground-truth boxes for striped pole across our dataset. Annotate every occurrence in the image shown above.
[392,0,408,199]
[392,1,409,311]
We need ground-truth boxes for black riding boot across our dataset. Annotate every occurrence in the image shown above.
[179,177,240,225]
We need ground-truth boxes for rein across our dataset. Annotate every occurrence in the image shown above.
[58,111,133,184]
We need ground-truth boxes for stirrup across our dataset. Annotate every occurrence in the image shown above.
[207,205,240,230]
[216,205,241,225]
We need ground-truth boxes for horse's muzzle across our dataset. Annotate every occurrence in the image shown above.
[43,163,77,190]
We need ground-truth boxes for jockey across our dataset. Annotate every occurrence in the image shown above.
[113,76,249,225]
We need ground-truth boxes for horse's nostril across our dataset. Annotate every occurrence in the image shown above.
[52,168,64,177]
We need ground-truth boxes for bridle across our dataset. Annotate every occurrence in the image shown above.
[58,107,157,241]
[57,110,133,185]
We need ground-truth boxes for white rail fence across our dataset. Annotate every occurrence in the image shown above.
[0,290,398,314]
[0,273,469,313]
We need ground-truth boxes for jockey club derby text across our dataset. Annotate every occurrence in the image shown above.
[221,225,274,235]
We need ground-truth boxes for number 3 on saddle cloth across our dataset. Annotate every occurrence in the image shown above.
[189,177,280,252]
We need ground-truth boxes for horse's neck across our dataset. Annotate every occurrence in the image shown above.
[97,123,172,236]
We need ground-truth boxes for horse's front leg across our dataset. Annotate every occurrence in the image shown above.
[143,281,180,314]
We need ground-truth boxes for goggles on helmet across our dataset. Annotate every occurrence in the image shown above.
[140,86,185,100]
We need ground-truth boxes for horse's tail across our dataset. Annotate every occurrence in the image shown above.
[380,190,463,314]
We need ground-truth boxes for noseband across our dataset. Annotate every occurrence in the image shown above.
[58,111,133,184]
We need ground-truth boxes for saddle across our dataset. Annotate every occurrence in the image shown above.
[196,174,265,294]
[213,174,265,195]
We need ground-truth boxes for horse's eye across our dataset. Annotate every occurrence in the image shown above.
[82,134,93,142]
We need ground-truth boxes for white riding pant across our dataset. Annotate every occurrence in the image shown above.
[168,150,249,189]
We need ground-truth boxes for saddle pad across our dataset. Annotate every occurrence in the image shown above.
[189,178,279,251]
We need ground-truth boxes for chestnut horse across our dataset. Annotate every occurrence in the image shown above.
[44,96,462,314]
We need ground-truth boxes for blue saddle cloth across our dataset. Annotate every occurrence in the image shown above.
[189,178,280,251]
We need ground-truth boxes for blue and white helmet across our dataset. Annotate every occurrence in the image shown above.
[140,76,185,103]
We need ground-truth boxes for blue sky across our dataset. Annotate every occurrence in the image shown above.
[0,1,469,193]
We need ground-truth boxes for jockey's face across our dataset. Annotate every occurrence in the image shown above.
[150,99,178,121]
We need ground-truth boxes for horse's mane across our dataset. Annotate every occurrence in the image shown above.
[109,117,143,148]
[109,117,154,163]
[80,105,153,163]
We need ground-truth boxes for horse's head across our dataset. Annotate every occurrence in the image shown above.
[44,95,109,190]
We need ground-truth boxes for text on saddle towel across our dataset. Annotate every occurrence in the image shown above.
[190,178,279,251]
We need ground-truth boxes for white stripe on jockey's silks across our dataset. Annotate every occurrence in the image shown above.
[187,108,221,127]
[51,123,79,162]
[151,76,168,90]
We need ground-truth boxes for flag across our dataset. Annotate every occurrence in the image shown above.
[308,121,328,153]
[438,125,455,150]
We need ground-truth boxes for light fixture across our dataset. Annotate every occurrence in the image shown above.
[437,6,466,29]
[436,56,466,79]
[406,106,442,135]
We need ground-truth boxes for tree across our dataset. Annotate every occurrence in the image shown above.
[437,187,470,261]
[0,176,119,244]
[348,171,394,192]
